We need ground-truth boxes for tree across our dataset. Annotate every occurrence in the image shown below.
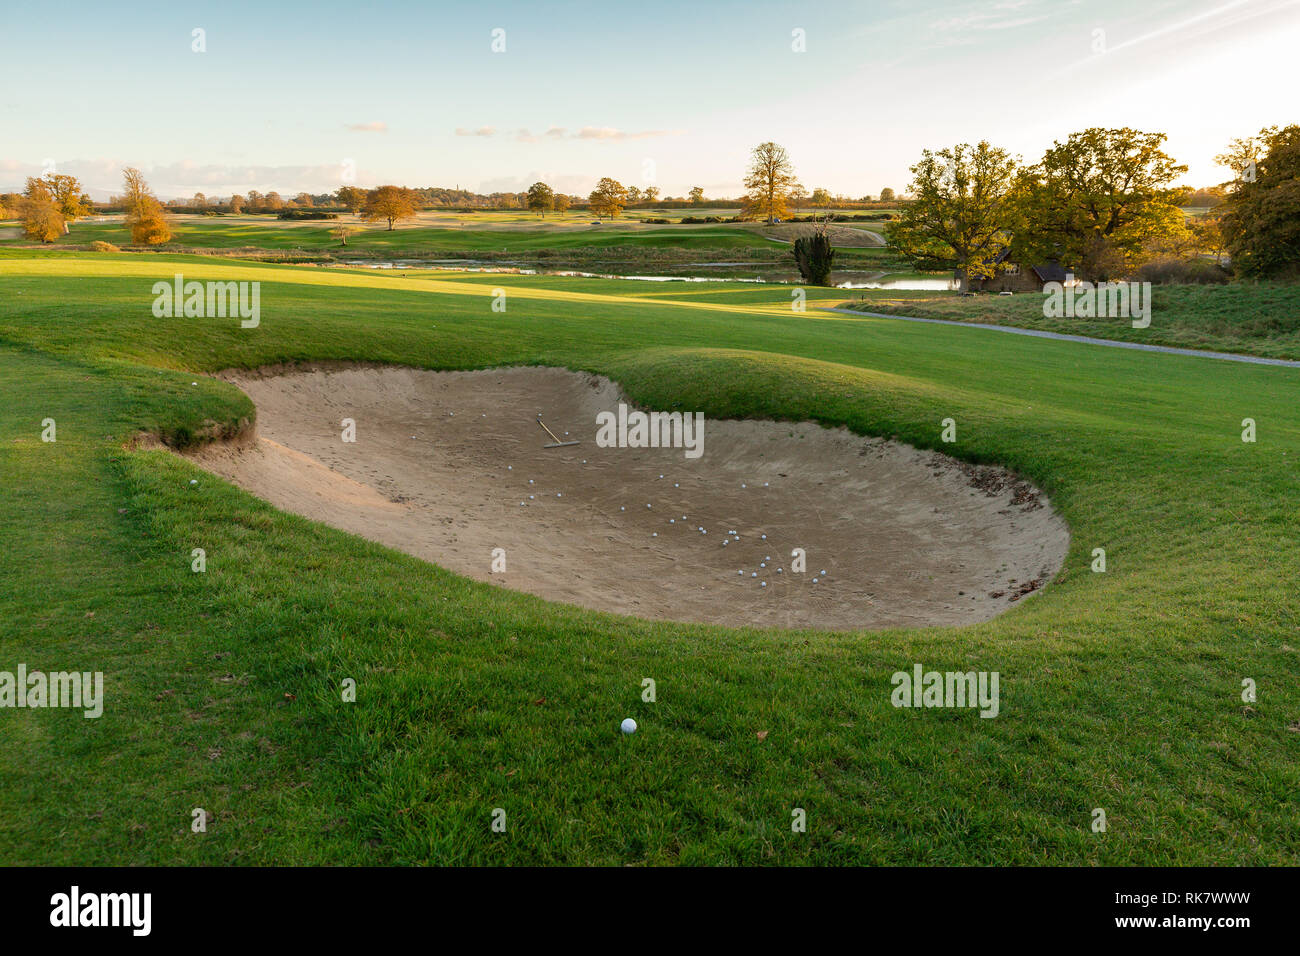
[1218,124,1300,278]
[26,173,90,234]
[688,186,705,205]
[526,182,555,217]
[246,190,263,211]
[192,192,208,207]
[1011,127,1188,280]
[642,186,660,203]
[294,192,314,207]
[335,185,366,214]
[20,180,64,242]
[332,223,359,246]
[229,194,245,214]
[588,178,628,219]
[361,185,418,230]
[1192,215,1228,266]
[879,187,896,202]
[1216,127,1277,186]
[793,232,835,285]
[810,187,833,224]
[886,141,1020,292]
[743,141,801,224]
[626,185,642,204]
[553,193,571,214]
[264,191,285,211]
[121,167,171,245]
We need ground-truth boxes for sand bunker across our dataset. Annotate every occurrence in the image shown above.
[181,366,1068,631]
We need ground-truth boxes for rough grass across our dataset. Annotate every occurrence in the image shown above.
[0,251,1297,865]
[844,282,1300,359]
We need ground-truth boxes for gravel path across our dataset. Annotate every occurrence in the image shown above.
[820,307,1300,368]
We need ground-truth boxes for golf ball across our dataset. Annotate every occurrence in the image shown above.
[621,718,637,735]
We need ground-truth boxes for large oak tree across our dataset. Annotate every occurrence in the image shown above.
[527,181,554,217]
[1011,127,1188,280]
[588,178,628,219]
[1218,124,1300,278]
[887,141,1020,292]
[361,185,418,230]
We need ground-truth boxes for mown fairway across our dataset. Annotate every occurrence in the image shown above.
[1,250,1296,865]
[0,214,901,278]
[0,217,775,253]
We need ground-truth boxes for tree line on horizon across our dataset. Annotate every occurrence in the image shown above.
[4,127,1293,281]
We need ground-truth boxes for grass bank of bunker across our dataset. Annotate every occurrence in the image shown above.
[180,365,1070,631]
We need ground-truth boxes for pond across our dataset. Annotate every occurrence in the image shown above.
[835,277,959,291]
[331,261,958,291]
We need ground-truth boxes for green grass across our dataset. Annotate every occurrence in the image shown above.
[1,250,1297,865]
[15,220,772,252]
[845,282,1300,359]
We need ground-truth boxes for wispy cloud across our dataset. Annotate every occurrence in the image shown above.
[345,121,387,133]
[1047,0,1290,77]
[931,0,1049,33]
[574,126,684,141]
[460,125,685,142]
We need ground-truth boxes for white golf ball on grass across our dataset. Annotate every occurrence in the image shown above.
[621,718,637,735]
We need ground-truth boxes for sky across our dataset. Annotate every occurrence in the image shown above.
[2,0,1298,200]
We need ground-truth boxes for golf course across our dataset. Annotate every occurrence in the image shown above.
[1,247,1296,865]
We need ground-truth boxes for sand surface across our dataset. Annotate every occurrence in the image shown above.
[181,366,1069,631]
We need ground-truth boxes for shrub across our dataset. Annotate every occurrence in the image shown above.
[1136,257,1231,285]
[277,209,338,220]
[793,232,835,285]
[89,240,121,252]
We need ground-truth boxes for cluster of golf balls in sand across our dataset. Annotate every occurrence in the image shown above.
[502,450,831,593]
